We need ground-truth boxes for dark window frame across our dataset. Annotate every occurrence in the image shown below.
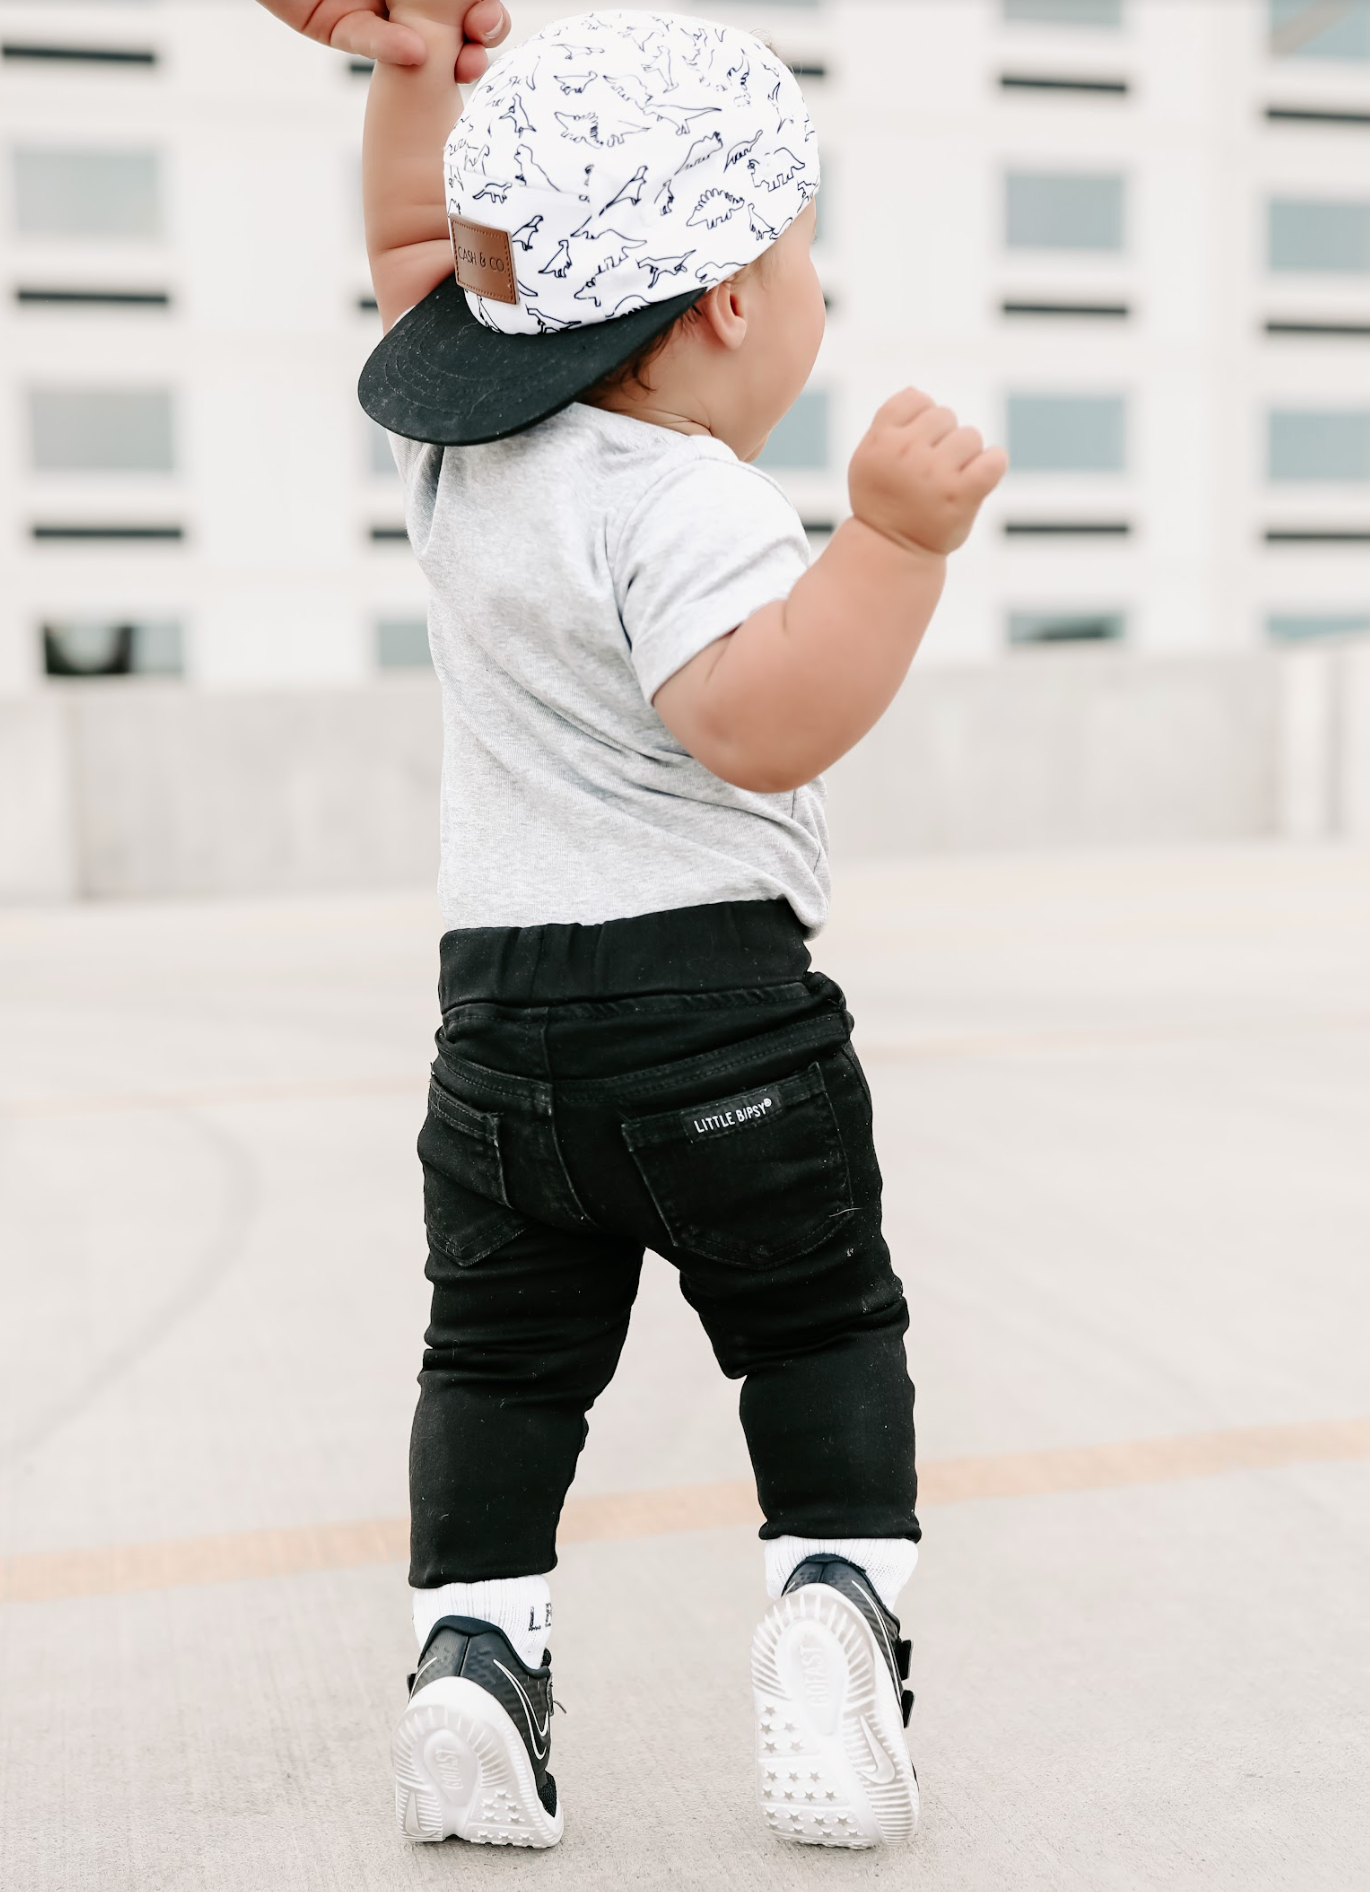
[3,42,157,66]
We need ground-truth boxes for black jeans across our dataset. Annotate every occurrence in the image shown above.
[410,899,920,1586]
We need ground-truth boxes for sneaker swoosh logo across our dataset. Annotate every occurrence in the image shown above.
[493,1658,549,1760]
[411,1650,447,1693]
[854,1714,898,1785]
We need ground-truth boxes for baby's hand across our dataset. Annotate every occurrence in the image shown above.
[848,388,1008,558]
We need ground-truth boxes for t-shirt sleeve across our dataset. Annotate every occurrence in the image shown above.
[612,452,811,704]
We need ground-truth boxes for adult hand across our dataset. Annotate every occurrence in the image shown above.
[254,0,510,77]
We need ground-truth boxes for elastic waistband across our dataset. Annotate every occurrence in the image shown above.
[438,899,811,1006]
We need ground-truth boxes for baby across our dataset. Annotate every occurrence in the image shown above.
[265,0,1004,1853]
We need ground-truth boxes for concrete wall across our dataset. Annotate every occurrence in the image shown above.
[2,645,1367,904]
[2,675,440,902]
[0,696,78,902]
[825,649,1283,860]
[64,676,441,898]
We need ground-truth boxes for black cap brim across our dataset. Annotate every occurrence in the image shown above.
[357,274,703,447]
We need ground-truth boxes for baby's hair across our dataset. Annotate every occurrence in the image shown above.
[584,243,781,402]
[586,301,706,400]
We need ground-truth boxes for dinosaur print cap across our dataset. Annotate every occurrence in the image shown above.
[445,10,820,336]
[357,10,820,444]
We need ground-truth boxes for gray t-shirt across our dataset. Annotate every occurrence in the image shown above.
[392,402,829,932]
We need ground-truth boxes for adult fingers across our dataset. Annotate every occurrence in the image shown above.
[462,0,511,48]
[455,40,492,81]
[456,0,509,74]
[330,8,427,65]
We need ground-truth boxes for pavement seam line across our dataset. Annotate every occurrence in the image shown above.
[2,1416,1367,1606]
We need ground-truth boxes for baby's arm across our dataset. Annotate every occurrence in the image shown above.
[363,0,510,332]
[654,395,1007,794]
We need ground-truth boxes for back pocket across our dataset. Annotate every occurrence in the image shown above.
[621,1061,853,1268]
[419,1078,525,1266]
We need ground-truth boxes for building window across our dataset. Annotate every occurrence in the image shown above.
[1004,0,1123,24]
[1009,610,1125,643]
[1269,198,1370,273]
[1268,408,1370,481]
[14,148,160,239]
[1270,0,1370,60]
[1006,171,1125,251]
[1007,394,1127,472]
[29,388,175,472]
[1267,611,1370,640]
[42,619,183,677]
[756,390,829,470]
[376,617,431,669]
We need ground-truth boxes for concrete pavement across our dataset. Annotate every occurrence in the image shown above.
[1,846,1368,1889]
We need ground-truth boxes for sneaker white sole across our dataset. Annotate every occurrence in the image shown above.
[751,1584,919,1849]
[392,1675,564,1848]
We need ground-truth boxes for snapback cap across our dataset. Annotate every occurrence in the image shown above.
[359,9,819,446]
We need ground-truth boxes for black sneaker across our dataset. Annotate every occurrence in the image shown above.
[751,1555,918,1848]
[392,1616,563,1848]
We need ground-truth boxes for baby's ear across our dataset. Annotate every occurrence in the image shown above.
[694,278,742,347]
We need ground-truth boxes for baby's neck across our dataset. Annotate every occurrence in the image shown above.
[582,388,714,439]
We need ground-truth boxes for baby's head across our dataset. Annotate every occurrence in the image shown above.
[584,194,823,462]
[434,10,822,457]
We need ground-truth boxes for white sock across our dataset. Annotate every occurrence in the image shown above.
[411,1575,552,1670]
[764,1536,919,1615]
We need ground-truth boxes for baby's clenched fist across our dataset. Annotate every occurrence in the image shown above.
[848,388,1008,559]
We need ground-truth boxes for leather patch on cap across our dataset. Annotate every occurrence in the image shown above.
[449,214,519,305]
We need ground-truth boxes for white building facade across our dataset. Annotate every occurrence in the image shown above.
[2,0,1368,693]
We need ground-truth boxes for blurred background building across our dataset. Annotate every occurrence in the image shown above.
[1,0,1368,896]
